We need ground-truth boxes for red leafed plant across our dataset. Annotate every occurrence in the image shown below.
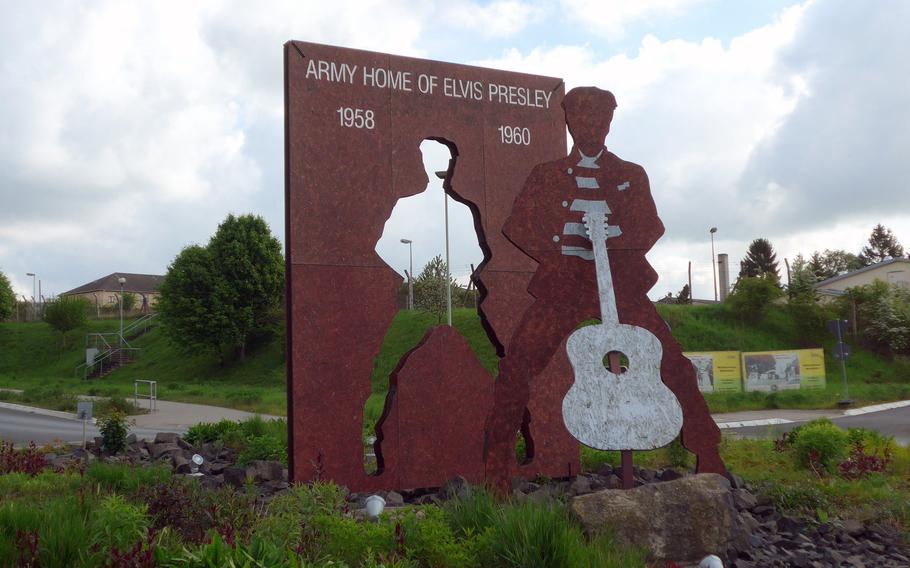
[838,442,892,480]
[103,530,157,568]
[0,441,47,476]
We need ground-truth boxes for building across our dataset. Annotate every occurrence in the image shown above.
[815,258,910,301]
[61,272,165,313]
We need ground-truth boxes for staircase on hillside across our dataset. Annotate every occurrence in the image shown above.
[75,314,158,380]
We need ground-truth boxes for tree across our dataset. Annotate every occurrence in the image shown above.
[726,276,783,322]
[808,249,862,279]
[739,238,781,285]
[0,270,14,321]
[157,245,223,358]
[158,214,284,361]
[788,254,817,301]
[675,283,691,304]
[43,296,89,347]
[414,255,453,323]
[121,292,137,312]
[858,224,905,266]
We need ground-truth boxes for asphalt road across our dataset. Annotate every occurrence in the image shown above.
[733,406,910,445]
[0,406,181,445]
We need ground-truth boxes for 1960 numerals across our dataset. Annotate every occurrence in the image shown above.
[498,125,531,145]
[336,107,375,129]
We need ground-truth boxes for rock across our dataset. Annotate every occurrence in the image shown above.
[596,463,613,477]
[638,468,656,482]
[842,518,864,537]
[570,473,741,563]
[658,468,684,482]
[386,491,404,507]
[511,477,529,493]
[172,454,191,474]
[126,433,137,445]
[570,476,592,496]
[730,474,745,490]
[246,460,283,482]
[777,516,804,534]
[223,466,248,487]
[604,474,622,490]
[732,488,757,511]
[154,432,179,445]
[149,443,181,460]
[438,475,470,500]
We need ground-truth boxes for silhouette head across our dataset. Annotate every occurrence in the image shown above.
[562,87,617,156]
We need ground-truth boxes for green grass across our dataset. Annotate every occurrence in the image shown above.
[1,303,908,419]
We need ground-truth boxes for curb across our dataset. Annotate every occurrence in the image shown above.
[0,401,97,424]
[843,399,910,416]
[716,418,793,429]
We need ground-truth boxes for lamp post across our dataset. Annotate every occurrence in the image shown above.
[118,277,126,345]
[435,170,452,326]
[26,272,36,321]
[709,227,718,302]
[400,239,413,310]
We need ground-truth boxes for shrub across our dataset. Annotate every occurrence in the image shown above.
[97,411,132,454]
[792,419,849,474]
[0,442,46,476]
[726,276,783,322]
[787,298,828,346]
[86,462,171,493]
[88,494,150,555]
[95,395,145,417]
[42,296,90,347]
[237,435,288,466]
[663,435,691,469]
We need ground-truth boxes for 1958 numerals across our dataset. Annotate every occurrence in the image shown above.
[336,107,375,129]
[498,125,531,145]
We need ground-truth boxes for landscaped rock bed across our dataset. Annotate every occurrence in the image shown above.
[57,433,909,567]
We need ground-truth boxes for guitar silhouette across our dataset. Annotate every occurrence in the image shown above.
[561,199,683,450]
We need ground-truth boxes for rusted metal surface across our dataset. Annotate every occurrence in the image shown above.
[285,41,572,491]
[374,325,493,489]
[486,87,726,490]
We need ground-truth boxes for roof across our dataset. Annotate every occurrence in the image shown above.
[815,257,910,288]
[62,273,165,296]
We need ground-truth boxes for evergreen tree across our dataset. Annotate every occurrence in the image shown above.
[675,283,691,304]
[414,255,453,323]
[739,238,781,285]
[858,224,905,266]
[0,270,14,321]
[788,254,817,301]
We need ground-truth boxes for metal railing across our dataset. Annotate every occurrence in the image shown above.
[75,347,141,380]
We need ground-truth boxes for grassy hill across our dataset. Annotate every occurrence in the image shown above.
[1,304,908,418]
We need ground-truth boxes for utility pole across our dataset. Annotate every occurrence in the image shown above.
[709,227,718,302]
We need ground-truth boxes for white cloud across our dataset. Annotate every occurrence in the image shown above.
[444,1,545,38]
[559,0,706,38]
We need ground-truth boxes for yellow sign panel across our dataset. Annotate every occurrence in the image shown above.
[741,349,826,392]
[683,351,743,393]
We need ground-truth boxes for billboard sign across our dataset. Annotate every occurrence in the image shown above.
[683,351,743,393]
[742,349,826,392]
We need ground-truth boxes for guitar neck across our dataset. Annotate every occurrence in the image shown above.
[590,223,620,326]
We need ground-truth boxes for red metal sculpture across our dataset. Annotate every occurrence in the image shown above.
[484,87,726,489]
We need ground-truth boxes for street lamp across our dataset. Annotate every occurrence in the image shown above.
[709,228,718,302]
[26,272,36,320]
[400,239,414,310]
[118,277,126,345]
[435,170,452,326]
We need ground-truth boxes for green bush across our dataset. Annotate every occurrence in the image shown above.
[726,276,783,322]
[42,296,90,347]
[86,462,171,492]
[96,410,132,454]
[787,298,828,346]
[237,435,288,465]
[792,419,849,474]
[88,494,149,555]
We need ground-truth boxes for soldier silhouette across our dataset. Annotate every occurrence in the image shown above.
[483,86,726,487]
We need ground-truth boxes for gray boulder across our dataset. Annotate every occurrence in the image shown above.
[570,473,744,563]
[246,460,283,482]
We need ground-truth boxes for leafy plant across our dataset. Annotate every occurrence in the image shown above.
[0,441,47,476]
[42,296,90,347]
[726,276,783,322]
[88,494,150,555]
[792,419,849,475]
[97,411,132,454]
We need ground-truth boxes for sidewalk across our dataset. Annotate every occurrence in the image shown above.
[130,399,281,430]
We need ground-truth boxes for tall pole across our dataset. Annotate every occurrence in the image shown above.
[118,277,126,345]
[709,227,718,302]
[400,239,414,310]
[444,193,452,326]
[26,272,36,320]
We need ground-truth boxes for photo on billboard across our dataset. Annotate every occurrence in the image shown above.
[741,349,826,392]
[683,351,743,393]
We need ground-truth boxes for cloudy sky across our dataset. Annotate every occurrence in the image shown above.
[1,0,908,301]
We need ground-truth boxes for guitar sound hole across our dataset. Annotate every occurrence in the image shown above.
[603,351,629,374]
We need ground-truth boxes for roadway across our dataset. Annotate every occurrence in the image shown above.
[730,405,910,445]
[0,405,179,445]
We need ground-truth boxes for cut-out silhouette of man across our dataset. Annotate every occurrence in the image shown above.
[483,86,725,487]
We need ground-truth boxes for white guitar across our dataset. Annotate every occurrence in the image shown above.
[561,200,683,450]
